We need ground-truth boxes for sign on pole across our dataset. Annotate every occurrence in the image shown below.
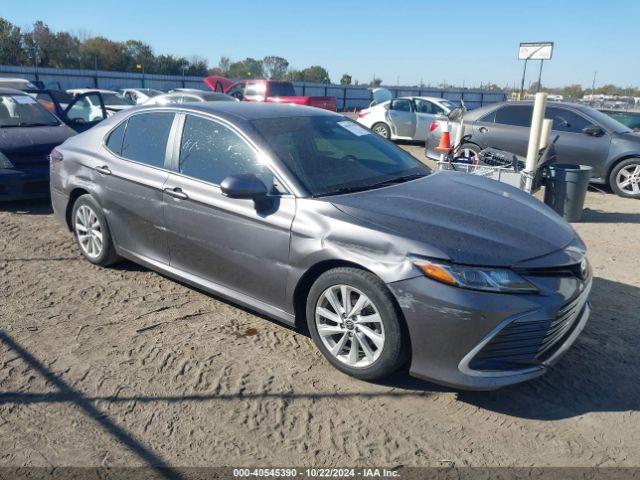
[518,42,554,61]
[518,42,554,98]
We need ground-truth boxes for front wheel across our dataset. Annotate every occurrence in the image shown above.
[610,158,640,198]
[371,122,391,139]
[306,268,408,381]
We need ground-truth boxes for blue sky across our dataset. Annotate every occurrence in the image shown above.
[5,0,639,88]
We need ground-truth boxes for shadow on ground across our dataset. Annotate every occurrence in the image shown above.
[1,198,52,215]
[581,208,640,223]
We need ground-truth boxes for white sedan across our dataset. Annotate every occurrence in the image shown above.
[357,92,457,141]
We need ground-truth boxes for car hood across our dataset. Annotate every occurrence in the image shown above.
[329,172,578,267]
[0,124,75,153]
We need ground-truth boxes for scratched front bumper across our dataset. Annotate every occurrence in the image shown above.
[387,272,590,390]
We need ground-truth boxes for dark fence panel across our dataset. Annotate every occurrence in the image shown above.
[1,65,507,110]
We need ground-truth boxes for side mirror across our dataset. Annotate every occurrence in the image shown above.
[231,92,243,100]
[220,174,267,198]
[582,124,604,136]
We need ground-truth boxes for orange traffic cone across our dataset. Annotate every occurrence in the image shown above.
[436,121,452,152]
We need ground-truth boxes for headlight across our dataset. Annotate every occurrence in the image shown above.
[0,152,14,169]
[413,258,538,293]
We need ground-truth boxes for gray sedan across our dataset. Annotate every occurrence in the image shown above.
[50,103,591,389]
[426,101,640,198]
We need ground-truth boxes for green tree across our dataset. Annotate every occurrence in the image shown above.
[562,84,584,99]
[218,56,231,75]
[302,65,330,83]
[262,55,289,80]
[340,73,352,85]
[0,18,27,65]
[285,69,304,82]
[228,57,264,79]
[370,78,383,87]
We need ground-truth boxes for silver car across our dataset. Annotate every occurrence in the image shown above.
[357,92,457,141]
[50,103,591,389]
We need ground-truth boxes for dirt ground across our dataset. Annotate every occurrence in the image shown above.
[1,144,639,470]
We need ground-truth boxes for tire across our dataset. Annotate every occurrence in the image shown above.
[609,158,640,198]
[71,194,120,266]
[306,267,408,381]
[371,122,391,139]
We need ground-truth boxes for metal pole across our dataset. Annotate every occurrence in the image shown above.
[519,58,528,100]
[536,60,544,92]
[591,71,597,105]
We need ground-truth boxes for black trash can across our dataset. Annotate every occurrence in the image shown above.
[543,164,592,222]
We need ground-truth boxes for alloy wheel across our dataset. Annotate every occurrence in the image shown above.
[75,205,103,258]
[315,284,385,368]
[616,164,640,195]
[373,124,389,138]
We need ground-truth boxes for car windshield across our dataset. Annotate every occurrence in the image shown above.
[252,116,429,196]
[140,89,162,97]
[101,93,135,106]
[582,106,632,134]
[440,100,458,110]
[200,92,236,102]
[0,94,60,127]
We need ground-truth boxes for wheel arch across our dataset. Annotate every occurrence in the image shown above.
[292,260,409,345]
[65,187,91,230]
[606,154,640,184]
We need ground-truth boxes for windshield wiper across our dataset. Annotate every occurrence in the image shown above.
[368,173,427,188]
[316,173,427,197]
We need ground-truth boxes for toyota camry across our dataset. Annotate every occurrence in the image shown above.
[50,102,592,390]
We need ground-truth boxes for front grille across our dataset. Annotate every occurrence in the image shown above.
[469,282,591,371]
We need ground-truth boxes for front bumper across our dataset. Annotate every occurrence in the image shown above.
[0,166,50,201]
[388,272,591,390]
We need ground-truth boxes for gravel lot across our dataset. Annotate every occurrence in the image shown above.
[1,144,639,470]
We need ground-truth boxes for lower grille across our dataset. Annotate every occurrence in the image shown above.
[469,282,591,371]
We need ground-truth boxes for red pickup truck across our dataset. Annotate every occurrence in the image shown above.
[204,76,337,111]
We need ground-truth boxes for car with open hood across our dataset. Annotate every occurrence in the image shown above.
[49,102,591,390]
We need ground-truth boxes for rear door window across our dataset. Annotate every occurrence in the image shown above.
[495,105,533,127]
[121,112,175,168]
[391,99,413,112]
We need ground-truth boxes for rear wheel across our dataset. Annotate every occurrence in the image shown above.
[372,122,391,139]
[306,268,407,381]
[610,158,640,198]
[72,194,120,266]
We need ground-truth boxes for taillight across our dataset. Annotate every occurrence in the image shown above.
[357,110,370,118]
[429,121,439,132]
[50,148,63,164]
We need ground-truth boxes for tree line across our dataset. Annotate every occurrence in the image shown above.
[0,17,360,84]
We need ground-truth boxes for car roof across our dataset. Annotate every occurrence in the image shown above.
[137,101,341,121]
[407,96,451,102]
[0,87,28,95]
[68,88,118,93]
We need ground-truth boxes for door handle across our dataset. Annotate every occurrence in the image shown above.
[478,126,488,133]
[95,165,111,175]
[164,187,189,200]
